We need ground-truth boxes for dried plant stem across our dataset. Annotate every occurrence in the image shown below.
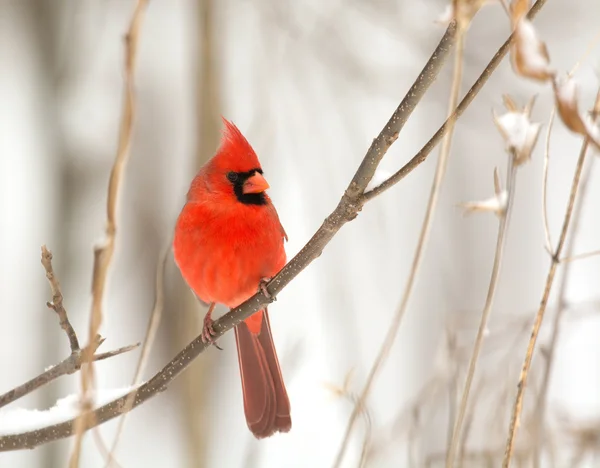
[70,2,148,467]
[531,90,600,467]
[502,88,600,468]
[333,29,467,468]
[541,109,555,254]
[561,249,600,263]
[104,247,169,467]
[446,157,517,468]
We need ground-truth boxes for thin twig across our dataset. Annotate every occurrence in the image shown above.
[333,23,467,468]
[560,249,600,264]
[105,246,169,467]
[70,2,148,467]
[531,90,600,467]
[447,156,518,467]
[93,344,141,362]
[503,88,600,468]
[41,246,80,352]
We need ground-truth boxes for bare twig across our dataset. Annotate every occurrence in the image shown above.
[93,344,141,362]
[503,88,600,468]
[41,245,79,352]
[334,21,467,468]
[561,249,600,264]
[447,156,518,467]
[70,2,148,467]
[105,246,169,467]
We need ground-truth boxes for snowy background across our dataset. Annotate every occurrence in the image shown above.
[1,0,600,467]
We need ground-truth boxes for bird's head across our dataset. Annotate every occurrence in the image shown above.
[189,119,271,206]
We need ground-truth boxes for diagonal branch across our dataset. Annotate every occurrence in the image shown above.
[0,0,550,452]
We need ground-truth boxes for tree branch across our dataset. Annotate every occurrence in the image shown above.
[0,0,549,452]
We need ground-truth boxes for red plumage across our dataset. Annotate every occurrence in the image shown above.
[173,119,291,438]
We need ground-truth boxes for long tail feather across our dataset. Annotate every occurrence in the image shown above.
[234,310,291,438]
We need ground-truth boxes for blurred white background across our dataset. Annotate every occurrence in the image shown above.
[1,0,599,467]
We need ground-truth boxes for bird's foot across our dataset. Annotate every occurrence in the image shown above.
[259,277,274,300]
[202,304,223,350]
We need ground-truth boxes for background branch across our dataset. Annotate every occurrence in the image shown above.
[334,18,468,467]
[70,1,148,466]
[503,87,600,467]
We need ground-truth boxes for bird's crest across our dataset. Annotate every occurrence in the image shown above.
[212,118,262,173]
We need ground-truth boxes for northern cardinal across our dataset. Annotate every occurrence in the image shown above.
[173,119,291,438]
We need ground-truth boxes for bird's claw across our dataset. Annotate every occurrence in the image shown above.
[259,277,274,300]
[201,316,222,350]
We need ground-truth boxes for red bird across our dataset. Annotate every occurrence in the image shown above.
[173,119,291,438]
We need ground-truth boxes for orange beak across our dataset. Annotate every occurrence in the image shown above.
[242,172,270,194]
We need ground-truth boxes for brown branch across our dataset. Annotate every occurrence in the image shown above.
[41,245,79,352]
[503,87,600,467]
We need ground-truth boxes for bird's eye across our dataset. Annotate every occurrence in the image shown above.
[227,172,238,182]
